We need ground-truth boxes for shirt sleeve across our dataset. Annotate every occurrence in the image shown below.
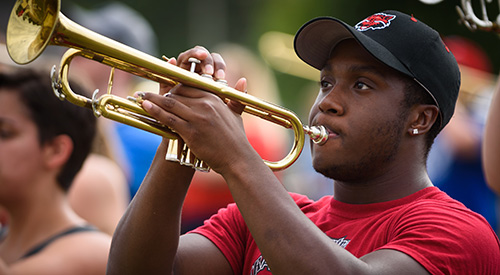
[381,200,500,275]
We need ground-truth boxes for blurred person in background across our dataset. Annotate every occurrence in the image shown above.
[1,40,129,236]
[69,128,130,235]
[427,36,499,232]
[1,0,130,236]
[66,1,162,200]
[483,75,500,195]
[0,66,110,274]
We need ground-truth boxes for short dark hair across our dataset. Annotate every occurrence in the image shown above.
[0,67,96,191]
[400,76,441,159]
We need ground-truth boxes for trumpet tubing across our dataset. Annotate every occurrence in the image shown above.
[6,0,328,171]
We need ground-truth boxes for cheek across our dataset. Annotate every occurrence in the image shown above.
[352,111,405,155]
[308,101,320,124]
[0,139,44,191]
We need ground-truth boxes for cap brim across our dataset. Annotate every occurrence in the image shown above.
[294,17,411,78]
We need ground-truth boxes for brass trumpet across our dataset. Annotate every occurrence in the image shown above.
[6,0,328,171]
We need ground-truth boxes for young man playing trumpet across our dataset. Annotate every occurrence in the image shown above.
[107,10,500,274]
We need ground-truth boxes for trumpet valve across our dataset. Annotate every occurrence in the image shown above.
[165,139,180,162]
[165,139,211,172]
[179,143,193,166]
[188,57,201,73]
[194,159,210,172]
[216,79,228,85]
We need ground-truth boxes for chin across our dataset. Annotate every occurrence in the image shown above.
[312,157,372,182]
[312,159,341,180]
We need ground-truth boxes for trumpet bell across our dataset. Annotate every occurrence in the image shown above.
[7,0,59,64]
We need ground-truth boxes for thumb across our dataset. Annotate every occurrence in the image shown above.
[227,77,247,115]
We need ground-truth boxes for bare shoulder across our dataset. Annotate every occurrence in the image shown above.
[71,153,128,197]
[483,79,500,195]
[9,230,111,275]
[69,154,129,235]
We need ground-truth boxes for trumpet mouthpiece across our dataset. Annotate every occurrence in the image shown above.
[304,125,328,145]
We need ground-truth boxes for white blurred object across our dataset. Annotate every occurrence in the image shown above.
[419,0,445,4]
[419,0,500,33]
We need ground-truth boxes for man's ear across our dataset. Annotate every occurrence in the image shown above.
[407,104,439,136]
[43,135,74,169]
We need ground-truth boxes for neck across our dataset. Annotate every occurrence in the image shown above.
[333,151,433,204]
[0,181,84,263]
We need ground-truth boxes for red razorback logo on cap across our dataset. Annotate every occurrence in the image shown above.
[355,13,396,31]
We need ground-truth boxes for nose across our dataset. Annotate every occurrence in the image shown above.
[316,88,344,116]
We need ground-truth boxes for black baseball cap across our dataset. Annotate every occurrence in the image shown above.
[294,10,461,130]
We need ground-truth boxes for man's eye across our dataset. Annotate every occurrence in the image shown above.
[354,81,370,90]
[320,81,332,89]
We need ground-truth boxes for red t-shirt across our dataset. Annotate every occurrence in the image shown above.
[190,187,500,274]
